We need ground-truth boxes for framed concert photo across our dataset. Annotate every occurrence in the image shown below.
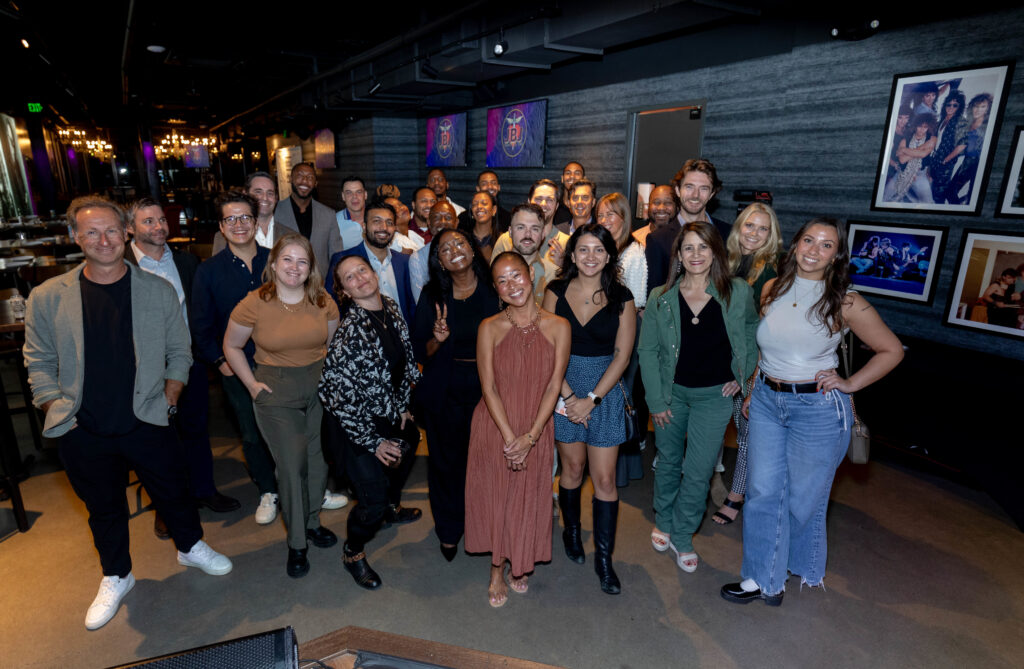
[847,221,946,305]
[871,61,1014,216]
[995,126,1024,218]
[945,229,1024,340]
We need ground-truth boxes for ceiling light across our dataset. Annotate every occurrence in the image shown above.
[21,38,29,48]
[368,78,382,95]
[146,44,166,53]
[493,29,508,57]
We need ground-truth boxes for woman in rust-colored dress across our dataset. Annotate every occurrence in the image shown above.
[465,252,570,608]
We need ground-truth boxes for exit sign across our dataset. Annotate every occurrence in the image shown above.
[27,102,42,112]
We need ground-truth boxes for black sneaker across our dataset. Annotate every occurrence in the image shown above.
[383,504,422,527]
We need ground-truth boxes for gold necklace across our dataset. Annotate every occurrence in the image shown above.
[278,296,302,313]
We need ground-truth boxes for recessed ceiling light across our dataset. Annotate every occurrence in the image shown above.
[146,45,166,53]
[21,38,29,48]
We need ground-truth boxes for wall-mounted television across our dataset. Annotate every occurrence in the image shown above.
[425,112,467,167]
[184,145,210,168]
[486,99,547,168]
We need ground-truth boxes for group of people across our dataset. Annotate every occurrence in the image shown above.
[884,80,994,205]
[23,155,903,629]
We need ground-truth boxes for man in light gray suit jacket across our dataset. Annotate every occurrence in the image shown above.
[273,162,341,275]
[23,195,233,631]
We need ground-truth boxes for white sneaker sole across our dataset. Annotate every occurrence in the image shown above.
[85,575,135,630]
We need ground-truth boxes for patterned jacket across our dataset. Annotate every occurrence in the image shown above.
[318,296,421,453]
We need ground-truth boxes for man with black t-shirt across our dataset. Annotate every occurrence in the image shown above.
[23,195,233,631]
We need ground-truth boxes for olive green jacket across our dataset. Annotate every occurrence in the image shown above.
[638,276,759,414]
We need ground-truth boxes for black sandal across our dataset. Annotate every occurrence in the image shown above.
[712,498,744,525]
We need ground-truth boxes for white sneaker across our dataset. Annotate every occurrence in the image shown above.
[255,492,278,524]
[85,573,135,630]
[177,540,233,575]
[322,490,349,510]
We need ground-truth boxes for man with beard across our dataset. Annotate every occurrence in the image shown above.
[457,170,511,234]
[274,162,342,276]
[504,202,559,304]
[632,184,679,248]
[127,198,240,539]
[645,159,731,290]
[409,201,459,302]
[325,198,416,325]
[212,172,296,254]
[554,161,585,228]
[427,168,465,217]
[556,178,597,235]
[490,179,569,266]
[409,186,438,244]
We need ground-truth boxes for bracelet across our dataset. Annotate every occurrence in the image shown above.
[213,356,226,367]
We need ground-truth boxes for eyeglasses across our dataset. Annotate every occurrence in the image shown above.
[222,215,255,226]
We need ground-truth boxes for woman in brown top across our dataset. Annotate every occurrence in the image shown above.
[223,234,340,578]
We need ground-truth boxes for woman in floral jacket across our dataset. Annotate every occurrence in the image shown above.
[319,254,422,591]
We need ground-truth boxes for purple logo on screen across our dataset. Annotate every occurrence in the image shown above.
[437,118,454,159]
[500,108,527,158]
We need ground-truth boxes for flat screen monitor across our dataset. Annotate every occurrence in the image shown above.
[425,112,467,167]
[486,99,547,168]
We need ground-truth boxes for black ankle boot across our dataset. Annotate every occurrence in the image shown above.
[558,485,585,564]
[343,542,381,590]
[592,498,621,595]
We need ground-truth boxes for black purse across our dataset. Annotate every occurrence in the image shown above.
[618,380,638,442]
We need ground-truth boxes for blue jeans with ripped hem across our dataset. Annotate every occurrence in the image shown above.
[740,377,851,596]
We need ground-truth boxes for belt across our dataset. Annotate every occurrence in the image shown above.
[759,373,818,394]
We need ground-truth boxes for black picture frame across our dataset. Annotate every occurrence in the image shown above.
[995,126,1024,219]
[871,60,1014,216]
[944,229,1024,340]
[847,220,946,305]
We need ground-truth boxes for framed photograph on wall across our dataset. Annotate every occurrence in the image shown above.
[995,126,1024,218]
[847,221,946,305]
[871,61,1014,215]
[945,230,1024,339]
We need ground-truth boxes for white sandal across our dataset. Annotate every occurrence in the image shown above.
[651,528,670,552]
[670,543,698,573]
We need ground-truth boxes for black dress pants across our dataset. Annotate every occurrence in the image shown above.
[331,414,418,552]
[59,421,203,577]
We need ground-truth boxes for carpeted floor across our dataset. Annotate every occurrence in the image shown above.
[1,367,1022,668]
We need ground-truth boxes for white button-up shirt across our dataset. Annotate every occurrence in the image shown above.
[363,241,399,307]
[131,241,188,330]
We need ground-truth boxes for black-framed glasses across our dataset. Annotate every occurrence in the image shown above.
[222,215,255,226]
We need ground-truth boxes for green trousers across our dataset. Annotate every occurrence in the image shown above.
[652,383,733,553]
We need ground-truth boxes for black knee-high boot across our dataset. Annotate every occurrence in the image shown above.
[593,498,621,595]
[558,485,585,564]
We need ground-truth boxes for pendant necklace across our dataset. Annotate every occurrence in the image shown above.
[278,296,301,313]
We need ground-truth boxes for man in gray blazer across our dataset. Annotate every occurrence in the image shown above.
[211,171,297,254]
[23,195,233,631]
[273,162,341,275]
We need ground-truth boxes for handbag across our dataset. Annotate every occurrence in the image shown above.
[618,380,638,443]
[840,332,870,464]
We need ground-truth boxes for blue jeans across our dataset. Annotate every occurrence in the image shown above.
[740,377,851,595]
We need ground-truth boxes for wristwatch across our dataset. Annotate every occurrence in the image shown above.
[587,391,602,405]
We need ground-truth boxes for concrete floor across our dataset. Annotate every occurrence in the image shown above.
[1,367,1023,668]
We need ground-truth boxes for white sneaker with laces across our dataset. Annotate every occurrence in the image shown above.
[255,492,278,524]
[177,540,233,575]
[322,490,349,510]
[85,573,135,630]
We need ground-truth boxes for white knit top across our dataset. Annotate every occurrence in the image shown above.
[757,276,845,381]
[618,241,648,309]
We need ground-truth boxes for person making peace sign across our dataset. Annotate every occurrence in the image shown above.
[412,229,501,562]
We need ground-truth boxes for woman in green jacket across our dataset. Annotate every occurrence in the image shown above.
[638,221,758,573]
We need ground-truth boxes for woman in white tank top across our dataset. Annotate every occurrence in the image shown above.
[720,218,903,607]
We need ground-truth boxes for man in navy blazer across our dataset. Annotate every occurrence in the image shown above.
[325,198,416,325]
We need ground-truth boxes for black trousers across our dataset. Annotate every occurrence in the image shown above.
[330,413,418,552]
[59,421,203,577]
[175,360,216,498]
[421,360,480,545]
